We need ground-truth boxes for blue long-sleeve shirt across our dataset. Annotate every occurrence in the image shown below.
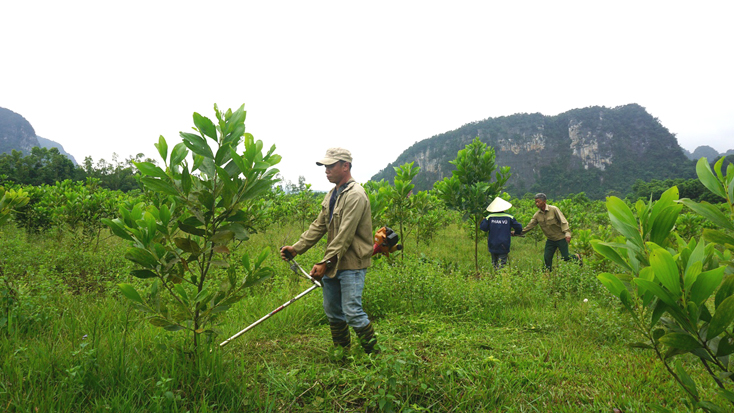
[480,213,523,255]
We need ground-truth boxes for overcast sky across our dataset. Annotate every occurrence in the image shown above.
[2,1,732,191]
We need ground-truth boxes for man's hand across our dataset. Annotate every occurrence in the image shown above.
[280,246,297,261]
[310,263,326,281]
[565,236,571,243]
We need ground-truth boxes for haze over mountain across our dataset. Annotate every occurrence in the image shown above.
[371,104,702,199]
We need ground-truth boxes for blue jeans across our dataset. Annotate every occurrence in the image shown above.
[322,269,370,329]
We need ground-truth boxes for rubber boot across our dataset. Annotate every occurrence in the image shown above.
[330,321,351,348]
[354,322,379,354]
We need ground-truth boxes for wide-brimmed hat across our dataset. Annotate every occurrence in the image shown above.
[316,147,353,166]
[486,197,512,213]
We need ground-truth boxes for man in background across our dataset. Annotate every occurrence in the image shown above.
[521,193,582,271]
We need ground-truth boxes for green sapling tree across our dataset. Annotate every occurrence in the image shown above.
[103,104,280,350]
[434,137,510,273]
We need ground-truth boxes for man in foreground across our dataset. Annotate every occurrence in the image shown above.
[480,197,523,270]
[521,193,581,271]
[280,148,378,354]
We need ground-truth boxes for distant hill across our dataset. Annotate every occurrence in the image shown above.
[37,136,78,165]
[0,107,77,165]
[683,145,734,161]
[371,104,696,199]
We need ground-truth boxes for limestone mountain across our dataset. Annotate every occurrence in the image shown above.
[371,104,696,199]
[0,107,40,155]
[0,107,77,165]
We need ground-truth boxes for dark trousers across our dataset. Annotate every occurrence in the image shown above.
[544,239,578,270]
[491,253,508,269]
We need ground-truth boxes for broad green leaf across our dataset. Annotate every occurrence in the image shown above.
[683,261,702,293]
[125,247,159,268]
[679,199,734,232]
[135,162,168,179]
[651,300,667,328]
[597,273,626,298]
[118,283,144,304]
[695,401,726,413]
[659,332,701,351]
[180,132,214,159]
[696,157,727,199]
[708,295,734,339]
[178,223,206,237]
[717,337,734,357]
[606,197,643,250]
[174,284,189,305]
[220,223,249,241]
[140,177,179,197]
[130,269,158,279]
[170,142,188,166]
[155,135,168,163]
[174,237,201,254]
[675,359,700,400]
[690,267,725,306]
[225,104,246,135]
[193,112,217,141]
[210,230,234,243]
[102,218,134,241]
[650,248,681,298]
[181,167,192,195]
[633,279,676,307]
[716,275,734,308]
[649,205,683,246]
[194,287,211,304]
[721,388,734,403]
[159,204,171,226]
[685,239,706,286]
[703,229,734,249]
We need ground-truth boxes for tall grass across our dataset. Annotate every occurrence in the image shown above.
[0,223,724,412]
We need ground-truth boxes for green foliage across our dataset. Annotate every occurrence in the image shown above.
[679,157,734,272]
[434,137,510,273]
[12,180,124,248]
[593,178,734,411]
[0,186,29,227]
[0,147,78,186]
[381,162,419,255]
[103,104,281,350]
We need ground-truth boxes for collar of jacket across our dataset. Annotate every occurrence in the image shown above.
[330,179,356,197]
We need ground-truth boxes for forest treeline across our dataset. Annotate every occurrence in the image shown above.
[0,147,153,191]
[0,145,728,203]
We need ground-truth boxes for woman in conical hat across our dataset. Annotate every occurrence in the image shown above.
[480,197,523,270]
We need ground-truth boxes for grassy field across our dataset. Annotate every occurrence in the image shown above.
[0,223,724,412]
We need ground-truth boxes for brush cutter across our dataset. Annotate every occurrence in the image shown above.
[218,249,321,348]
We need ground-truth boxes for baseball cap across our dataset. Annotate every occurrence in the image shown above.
[316,147,353,166]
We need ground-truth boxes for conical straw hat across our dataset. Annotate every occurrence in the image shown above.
[486,197,512,213]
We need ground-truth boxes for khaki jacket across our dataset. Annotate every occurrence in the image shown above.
[293,179,373,278]
[522,204,571,241]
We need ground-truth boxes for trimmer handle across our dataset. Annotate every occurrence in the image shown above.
[281,246,294,260]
